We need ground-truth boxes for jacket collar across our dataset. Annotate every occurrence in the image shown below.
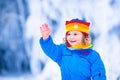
[68,47,92,55]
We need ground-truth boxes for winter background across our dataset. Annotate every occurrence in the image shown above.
[0,0,120,80]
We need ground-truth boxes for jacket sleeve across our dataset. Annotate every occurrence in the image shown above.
[39,36,62,63]
[91,53,106,80]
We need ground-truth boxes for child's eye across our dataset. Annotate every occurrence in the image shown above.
[67,33,71,36]
[73,33,77,35]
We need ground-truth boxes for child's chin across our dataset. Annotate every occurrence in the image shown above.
[70,44,77,46]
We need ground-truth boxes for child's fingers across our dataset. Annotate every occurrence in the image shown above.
[40,26,42,32]
[40,23,45,31]
[44,23,50,31]
[44,23,49,30]
[44,23,48,28]
[40,23,50,33]
[40,25,43,32]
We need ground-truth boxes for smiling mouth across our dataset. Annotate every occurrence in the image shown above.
[70,41,76,43]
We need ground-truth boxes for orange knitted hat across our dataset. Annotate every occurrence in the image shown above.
[65,19,90,36]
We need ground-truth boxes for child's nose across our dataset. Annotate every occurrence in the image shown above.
[69,36,75,39]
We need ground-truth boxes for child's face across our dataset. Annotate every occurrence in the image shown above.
[66,31,84,46]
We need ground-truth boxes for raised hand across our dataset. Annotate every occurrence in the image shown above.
[40,23,50,40]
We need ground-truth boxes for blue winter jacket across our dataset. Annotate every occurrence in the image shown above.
[39,36,106,80]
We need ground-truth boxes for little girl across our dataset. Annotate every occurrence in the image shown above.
[39,19,106,80]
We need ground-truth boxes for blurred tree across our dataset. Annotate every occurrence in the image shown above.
[0,0,30,75]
